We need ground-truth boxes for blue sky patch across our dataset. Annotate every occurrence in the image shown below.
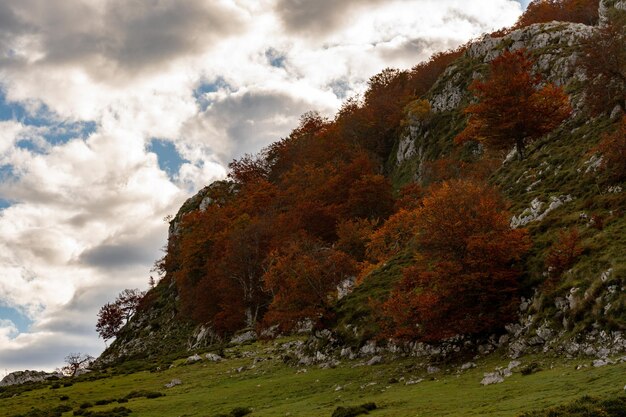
[0,305,32,334]
[193,77,232,110]
[148,138,189,179]
[265,48,287,69]
[0,198,12,210]
[0,90,96,152]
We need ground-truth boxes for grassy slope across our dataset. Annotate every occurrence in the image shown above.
[4,339,625,417]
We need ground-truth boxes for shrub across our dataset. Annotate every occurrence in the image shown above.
[520,362,542,375]
[331,403,377,417]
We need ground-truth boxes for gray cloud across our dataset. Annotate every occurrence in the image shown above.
[0,0,242,79]
[80,243,158,270]
[376,37,461,65]
[276,0,385,35]
[183,88,322,161]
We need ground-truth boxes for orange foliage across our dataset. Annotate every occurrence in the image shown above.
[336,218,377,262]
[262,235,357,331]
[379,180,531,341]
[394,182,425,211]
[455,49,571,159]
[366,209,420,263]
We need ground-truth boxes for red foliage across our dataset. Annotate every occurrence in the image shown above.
[96,302,124,341]
[96,288,145,341]
[394,182,425,211]
[262,235,357,331]
[455,49,571,159]
[379,180,531,341]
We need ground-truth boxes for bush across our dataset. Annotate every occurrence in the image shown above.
[520,362,542,376]
[94,399,115,406]
[331,403,377,417]
[123,390,164,400]
[214,407,252,417]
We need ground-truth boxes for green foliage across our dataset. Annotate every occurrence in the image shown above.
[213,407,252,417]
[331,403,377,417]
[123,390,164,400]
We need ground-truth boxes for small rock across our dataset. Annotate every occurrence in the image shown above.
[186,354,202,364]
[165,379,182,388]
[481,373,504,386]
[405,378,423,385]
[460,362,476,371]
[592,359,609,367]
[367,356,383,366]
[507,360,521,370]
[230,330,257,345]
[205,353,222,362]
[334,386,343,391]
[359,341,377,356]
[427,366,440,374]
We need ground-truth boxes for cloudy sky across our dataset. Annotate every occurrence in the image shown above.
[0,0,526,375]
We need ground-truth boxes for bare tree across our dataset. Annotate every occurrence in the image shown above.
[63,353,94,377]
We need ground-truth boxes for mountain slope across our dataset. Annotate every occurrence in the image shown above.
[97,0,625,367]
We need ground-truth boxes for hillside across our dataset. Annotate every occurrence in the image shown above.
[97,0,625,371]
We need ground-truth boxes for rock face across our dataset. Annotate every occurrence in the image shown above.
[0,370,63,387]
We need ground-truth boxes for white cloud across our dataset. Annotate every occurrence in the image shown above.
[0,0,522,373]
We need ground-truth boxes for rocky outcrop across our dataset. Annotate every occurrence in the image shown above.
[0,370,63,387]
[429,21,593,115]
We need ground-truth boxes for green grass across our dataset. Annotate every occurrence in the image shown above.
[3,339,625,417]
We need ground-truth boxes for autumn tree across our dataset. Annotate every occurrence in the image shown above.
[379,179,531,341]
[95,288,145,341]
[455,49,571,159]
[262,235,357,330]
[96,302,124,342]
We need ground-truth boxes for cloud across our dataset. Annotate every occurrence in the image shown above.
[1,0,243,76]
[276,0,385,35]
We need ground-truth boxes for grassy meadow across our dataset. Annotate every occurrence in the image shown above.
[3,338,625,417]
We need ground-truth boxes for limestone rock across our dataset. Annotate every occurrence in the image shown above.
[230,330,257,345]
[186,354,202,364]
[481,372,504,386]
[165,378,182,388]
[205,353,222,362]
[0,370,63,387]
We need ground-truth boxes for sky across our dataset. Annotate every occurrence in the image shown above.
[0,0,526,375]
